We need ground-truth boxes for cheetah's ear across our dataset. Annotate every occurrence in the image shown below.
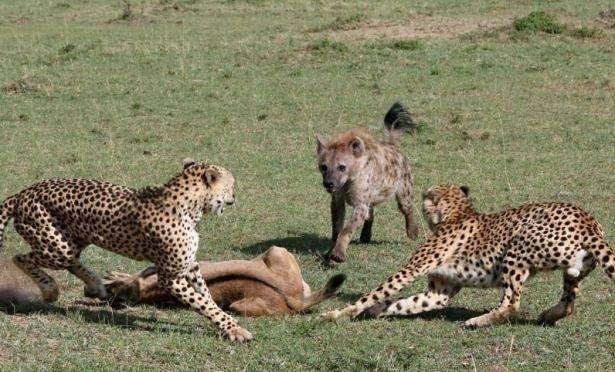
[349,137,365,157]
[202,169,220,186]
[316,134,327,156]
[183,158,196,170]
[460,186,470,196]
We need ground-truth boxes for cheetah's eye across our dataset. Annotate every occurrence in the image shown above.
[337,165,346,172]
[319,164,328,172]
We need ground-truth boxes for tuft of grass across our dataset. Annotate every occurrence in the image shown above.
[384,39,424,51]
[306,38,349,53]
[513,11,565,34]
[110,0,146,22]
[119,0,134,20]
[308,13,365,32]
[54,2,71,9]
[570,26,604,39]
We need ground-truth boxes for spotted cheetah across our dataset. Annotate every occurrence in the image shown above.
[320,185,614,327]
[316,102,419,263]
[0,159,252,342]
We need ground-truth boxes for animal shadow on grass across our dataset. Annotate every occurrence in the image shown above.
[238,233,331,256]
[0,300,201,335]
[354,306,538,326]
[237,232,396,263]
[332,292,538,326]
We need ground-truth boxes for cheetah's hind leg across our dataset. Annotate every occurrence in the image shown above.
[12,212,107,302]
[539,253,596,325]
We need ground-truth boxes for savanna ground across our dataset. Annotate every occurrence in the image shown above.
[0,0,614,370]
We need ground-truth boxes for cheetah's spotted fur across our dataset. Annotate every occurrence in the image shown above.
[320,185,614,327]
[0,160,252,342]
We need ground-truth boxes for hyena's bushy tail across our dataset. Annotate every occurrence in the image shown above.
[383,102,418,146]
[0,195,17,251]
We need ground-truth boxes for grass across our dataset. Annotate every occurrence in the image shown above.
[513,11,566,34]
[570,26,605,39]
[0,0,614,370]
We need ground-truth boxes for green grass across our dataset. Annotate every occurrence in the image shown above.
[0,0,614,370]
[513,11,566,34]
[570,26,605,39]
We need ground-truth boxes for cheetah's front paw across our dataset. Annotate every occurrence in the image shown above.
[318,309,344,321]
[464,312,498,328]
[317,305,357,321]
[224,326,253,343]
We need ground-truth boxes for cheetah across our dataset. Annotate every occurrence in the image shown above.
[320,185,614,327]
[316,102,419,263]
[0,159,252,342]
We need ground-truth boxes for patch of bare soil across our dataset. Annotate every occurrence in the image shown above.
[597,9,615,28]
[2,75,40,95]
[330,15,508,40]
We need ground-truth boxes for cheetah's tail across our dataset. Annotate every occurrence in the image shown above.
[0,195,17,251]
[586,238,615,281]
[383,102,418,146]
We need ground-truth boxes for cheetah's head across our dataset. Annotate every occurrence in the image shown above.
[422,185,471,231]
[180,159,236,217]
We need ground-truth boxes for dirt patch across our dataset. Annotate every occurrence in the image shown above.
[2,75,41,95]
[597,9,615,28]
[328,15,508,40]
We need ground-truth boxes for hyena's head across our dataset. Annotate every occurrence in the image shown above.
[315,130,369,194]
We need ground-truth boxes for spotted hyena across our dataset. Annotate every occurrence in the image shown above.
[316,102,419,263]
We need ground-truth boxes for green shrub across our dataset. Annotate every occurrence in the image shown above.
[513,11,565,34]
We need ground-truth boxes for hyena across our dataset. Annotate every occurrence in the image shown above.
[316,102,419,263]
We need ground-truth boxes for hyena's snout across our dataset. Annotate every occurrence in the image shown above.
[323,180,335,192]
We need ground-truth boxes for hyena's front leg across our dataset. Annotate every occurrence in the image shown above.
[159,270,252,342]
[359,206,374,243]
[331,195,346,242]
[327,203,369,263]
[396,196,418,240]
[396,172,419,240]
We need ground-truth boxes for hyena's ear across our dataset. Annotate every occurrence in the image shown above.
[183,158,196,169]
[460,185,470,196]
[202,168,220,187]
[349,137,365,157]
[316,134,327,156]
